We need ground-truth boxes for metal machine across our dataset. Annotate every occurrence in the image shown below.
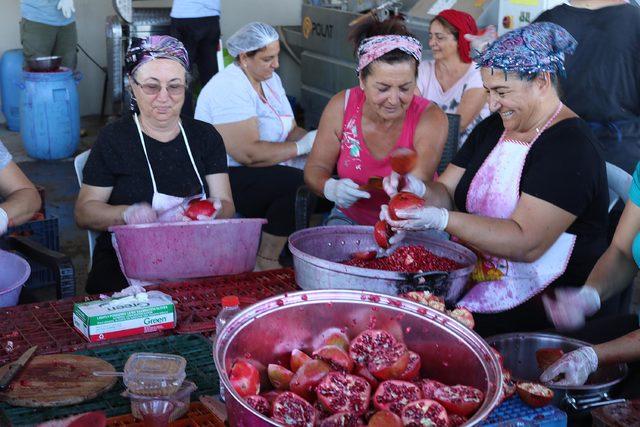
[106,0,172,113]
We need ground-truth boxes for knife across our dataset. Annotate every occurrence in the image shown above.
[0,346,38,390]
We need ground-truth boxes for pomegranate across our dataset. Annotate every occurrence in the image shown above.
[268,364,294,390]
[372,380,422,415]
[502,368,517,401]
[401,291,446,312]
[415,378,446,400]
[261,390,283,405]
[352,251,377,261]
[388,192,425,221]
[400,399,449,427]
[315,327,350,352]
[318,412,362,427]
[390,148,418,175]
[272,391,317,427]
[184,199,216,220]
[373,220,393,249]
[67,412,107,427]
[354,365,378,390]
[291,349,312,373]
[367,410,402,427]
[245,395,271,416]
[517,382,554,408]
[433,384,484,417]
[536,348,564,371]
[313,345,354,373]
[448,308,475,330]
[369,345,410,380]
[290,359,331,400]
[398,351,421,381]
[316,372,371,415]
[348,329,398,367]
[448,413,468,427]
[229,360,260,397]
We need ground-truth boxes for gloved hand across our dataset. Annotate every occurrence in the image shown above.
[194,197,222,220]
[57,0,75,18]
[323,178,370,208]
[464,25,497,57]
[379,205,406,246]
[0,208,8,235]
[542,286,601,332]
[295,130,317,156]
[122,203,157,225]
[383,205,449,231]
[540,346,598,386]
[383,171,426,198]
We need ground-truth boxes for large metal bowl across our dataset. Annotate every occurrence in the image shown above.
[487,332,628,411]
[26,56,62,72]
[289,226,477,304]
[214,290,503,426]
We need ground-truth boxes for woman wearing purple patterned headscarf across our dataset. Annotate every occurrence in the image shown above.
[75,35,235,294]
[382,22,610,336]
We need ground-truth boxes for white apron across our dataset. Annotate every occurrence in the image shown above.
[457,104,576,313]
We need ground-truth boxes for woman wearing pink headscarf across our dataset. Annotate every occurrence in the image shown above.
[417,9,489,148]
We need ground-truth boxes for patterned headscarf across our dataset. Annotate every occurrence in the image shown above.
[125,35,190,76]
[475,22,576,77]
[356,35,422,74]
[435,9,478,64]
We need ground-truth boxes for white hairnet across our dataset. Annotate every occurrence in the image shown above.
[226,22,279,58]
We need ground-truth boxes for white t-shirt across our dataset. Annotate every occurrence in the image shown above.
[170,0,220,18]
[417,60,489,148]
[195,63,294,167]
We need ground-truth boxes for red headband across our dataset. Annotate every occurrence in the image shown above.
[436,9,478,63]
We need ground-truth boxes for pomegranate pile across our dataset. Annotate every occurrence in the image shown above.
[228,327,486,426]
[343,246,463,273]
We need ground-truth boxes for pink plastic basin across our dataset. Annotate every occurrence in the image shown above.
[0,249,31,307]
[109,219,267,280]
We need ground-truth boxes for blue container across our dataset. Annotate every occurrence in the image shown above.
[0,49,24,131]
[20,68,80,160]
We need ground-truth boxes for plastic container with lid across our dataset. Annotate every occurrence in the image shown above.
[128,380,197,422]
[124,352,187,396]
[216,295,241,401]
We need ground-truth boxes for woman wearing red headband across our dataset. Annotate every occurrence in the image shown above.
[417,9,489,148]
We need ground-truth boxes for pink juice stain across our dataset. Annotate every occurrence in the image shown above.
[276,299,284,307]
[301,294,308,301]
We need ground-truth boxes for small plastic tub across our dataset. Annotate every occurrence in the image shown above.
[0,250,31,307]
[124,352,187,396]
[128,380,197,422]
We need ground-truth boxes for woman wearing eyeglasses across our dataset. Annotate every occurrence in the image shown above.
[75,35,235,294]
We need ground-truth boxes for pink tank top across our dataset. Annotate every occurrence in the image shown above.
[337,87,430,225]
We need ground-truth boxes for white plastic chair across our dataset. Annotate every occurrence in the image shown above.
[74,150,100,269]
[606,162,633,212]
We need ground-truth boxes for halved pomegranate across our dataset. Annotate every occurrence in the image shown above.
[448,308,475,330]
[318,412,362,427]
[261,390,282,405]
[388,192,425,221]
[229,360,260,397]
[315,328,350,352]
[369,344,409,380]
[502,368,517,401]
[390,148,418,176]
[517,382,554,408]
[289,359,331,400]
[368,410,402,427]
[272,391,317,427]
[374,220,393,249]
[348,329,398,367]
[400,399,449,427]
[398,351,422,381]
[415,378,446,400]
[291,349,313,373]
[268,364,294,390]
[354,365,378,390]
[372,380,422,415]
[316,372,371,415]
[313,345,354,373]
[245,395,271,416]
[448,413,468,427]
[536,348,564,371]
[433,384,484,417]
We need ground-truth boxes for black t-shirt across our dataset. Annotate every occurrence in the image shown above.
[83,115,228,274]
[534,4,640,122]
[452,113,609,287]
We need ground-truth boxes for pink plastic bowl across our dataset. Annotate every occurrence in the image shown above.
[0,249,31,307]
[109,219,267,281]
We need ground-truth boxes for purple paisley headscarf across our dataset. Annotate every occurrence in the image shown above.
[475,22,577,77]
[125,35,190,76]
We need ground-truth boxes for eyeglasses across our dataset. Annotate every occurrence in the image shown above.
[132,77,186,96]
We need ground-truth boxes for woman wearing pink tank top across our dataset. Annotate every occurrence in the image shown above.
[304,16,448,226]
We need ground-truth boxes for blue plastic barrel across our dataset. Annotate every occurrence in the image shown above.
[0,49,24,131]
[20,67,80,160]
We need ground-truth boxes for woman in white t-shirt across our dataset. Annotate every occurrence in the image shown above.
[417,9,489,148]
[195,22,316,271]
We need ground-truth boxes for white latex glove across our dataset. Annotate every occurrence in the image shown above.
[194,197,222,220]
[122,202,158,225]
[540,346,598,386]
[464,25,497,57]
[57,0,75,18]
[384,205,449,232]
[0,208,8,235]
[379,205,406,246]
[383,171,426,198]
[295,130,317,156]
[323,178,370,208]
[542,286,601,332]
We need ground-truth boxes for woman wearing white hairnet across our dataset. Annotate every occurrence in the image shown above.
[195,22,316,271]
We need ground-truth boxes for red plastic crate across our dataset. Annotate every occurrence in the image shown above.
[106,402,224,427]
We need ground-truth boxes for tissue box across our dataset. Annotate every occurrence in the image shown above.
[73,294,176,342]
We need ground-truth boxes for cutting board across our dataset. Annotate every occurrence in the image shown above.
[0,354,118,407]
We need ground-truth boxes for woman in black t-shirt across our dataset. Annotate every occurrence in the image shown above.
[75,36,234,294]
[381,23,609,336]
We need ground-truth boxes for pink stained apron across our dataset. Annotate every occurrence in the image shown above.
[457,104,576,313]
